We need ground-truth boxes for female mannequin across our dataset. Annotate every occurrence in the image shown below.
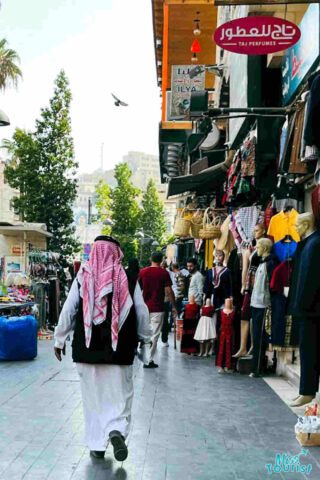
[233,223,266,358]
[181,295,200,354]
[249,238,279,377]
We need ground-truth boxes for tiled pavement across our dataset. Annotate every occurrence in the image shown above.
[1,337,320,480]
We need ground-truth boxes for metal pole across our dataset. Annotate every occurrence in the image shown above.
[206,107,289,116]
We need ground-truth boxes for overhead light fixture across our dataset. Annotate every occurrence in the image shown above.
[158,76,162,83]
[157,60,162,67]
[193,12,201,36]
[191,39,201,63]
[0,109,10,126]
[156,38,162,47]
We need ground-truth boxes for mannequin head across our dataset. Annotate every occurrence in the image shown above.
[189,294,195,304]
[215,250,225,266]
[225,298,233,310]
[296,213,316,239]
[254,223,266,240]
[205,298,211,307]
[256,238,273,258]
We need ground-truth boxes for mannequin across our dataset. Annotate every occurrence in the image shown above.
[289,213,320,407]
[217,298,235,374]
[194,298,216,357]
[249,238,279,377]
[233,223,265,358]
[181,295,200,355]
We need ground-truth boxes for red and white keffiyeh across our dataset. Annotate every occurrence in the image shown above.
[77,240,133,350]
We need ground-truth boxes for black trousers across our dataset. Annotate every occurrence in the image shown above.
[161,302,171,343]
[299,316,320,396]
[251,307,267,375]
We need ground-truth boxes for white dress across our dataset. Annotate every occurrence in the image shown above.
[194,310,216,342]
[54,279,152,451]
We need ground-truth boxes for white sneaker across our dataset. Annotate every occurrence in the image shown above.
[162,342,169,347]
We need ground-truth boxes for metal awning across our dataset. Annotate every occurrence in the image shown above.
[167,159,231,197]
[0,225,53,238]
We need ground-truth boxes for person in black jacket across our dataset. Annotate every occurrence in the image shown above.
[289,213,320,407]
[54,236,152,461]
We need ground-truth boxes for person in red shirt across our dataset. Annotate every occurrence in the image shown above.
[138,251,177,368]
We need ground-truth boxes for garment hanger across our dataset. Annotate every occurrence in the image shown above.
[281,234,294,243]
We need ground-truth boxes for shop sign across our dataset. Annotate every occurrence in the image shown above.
[170,65,205,121]
[11,245,24,256]
[215,1,317,5]
[214,16,300,55]
[282,3,320,105]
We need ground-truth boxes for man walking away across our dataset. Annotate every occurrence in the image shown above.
[53,236,152,461]
[187,258,204,305]
[138,251,177,368]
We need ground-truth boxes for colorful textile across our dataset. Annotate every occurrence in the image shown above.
[241,137,256,177]
[267,209,300,243]
[270,260,293,294]
[235,206,264,246]
[264,201,276,229]
[77,241,132,351]
[272,240,297,263]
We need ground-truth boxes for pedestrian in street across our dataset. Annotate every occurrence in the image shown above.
[138,251,177,368]
[53,236,152,461]
[171,262,186,317]
[160,259,173,347]
[187,258,204,306]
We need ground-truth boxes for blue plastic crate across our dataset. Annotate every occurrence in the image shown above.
[0,315,38,360]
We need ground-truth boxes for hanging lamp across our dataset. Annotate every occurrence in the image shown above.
[191,39,201,63]
[193,12,201,36]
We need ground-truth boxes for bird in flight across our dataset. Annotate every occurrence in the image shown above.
[111,93,128,107]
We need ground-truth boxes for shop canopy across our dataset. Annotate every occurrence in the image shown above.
[167,159,230,198]
[0,224,53,238]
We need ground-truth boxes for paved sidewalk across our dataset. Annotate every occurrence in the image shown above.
[1,337,320,480]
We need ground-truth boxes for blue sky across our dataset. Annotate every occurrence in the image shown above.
[0,0,160,172]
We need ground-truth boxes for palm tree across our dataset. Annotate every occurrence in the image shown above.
[0,38,22,90]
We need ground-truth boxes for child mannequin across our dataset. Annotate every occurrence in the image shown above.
[216,298,235,374]
[194,298,216,357]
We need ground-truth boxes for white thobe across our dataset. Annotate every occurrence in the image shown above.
[54,279,152,451]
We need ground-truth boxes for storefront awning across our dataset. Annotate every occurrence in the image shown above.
[0,224,53,238]
[167,159,231,197]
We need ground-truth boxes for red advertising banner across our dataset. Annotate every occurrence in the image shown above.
[214,16,301,55]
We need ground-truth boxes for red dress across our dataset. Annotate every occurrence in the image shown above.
[217,310,235,369]
[181,303,200,354]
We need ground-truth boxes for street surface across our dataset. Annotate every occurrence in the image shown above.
[1,337,320,480]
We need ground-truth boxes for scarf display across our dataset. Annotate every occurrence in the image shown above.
[77,240,133,350]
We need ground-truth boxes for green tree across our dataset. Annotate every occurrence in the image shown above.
[0,38,22,90]
[139,178,167,266]
[110,163,141,262]
[4,70,80,258]
[96,179,112,234]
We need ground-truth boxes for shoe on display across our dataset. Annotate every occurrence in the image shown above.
[109,431,128,462]
[143,361,159,369]
[90,450,105,459]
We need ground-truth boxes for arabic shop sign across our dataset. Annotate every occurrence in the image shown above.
[170,65,205,121]
[282,3,320,105]
[214,16,300,55]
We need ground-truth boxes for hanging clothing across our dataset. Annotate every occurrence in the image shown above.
[216,310,235,369]
[203,267,232,309]
[227,248,242,308]
[271,239,297,263]
[288,230,320,318]
[264,201,276,229]
[32,281,47,329]
[303,73,320,152]
[267,209,300,243]
[288,103,308,175]
[235,206,264,247]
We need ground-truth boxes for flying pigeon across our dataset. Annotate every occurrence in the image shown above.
[111,93,128,107]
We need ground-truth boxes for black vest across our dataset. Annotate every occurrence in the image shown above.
[72,280,138,365]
